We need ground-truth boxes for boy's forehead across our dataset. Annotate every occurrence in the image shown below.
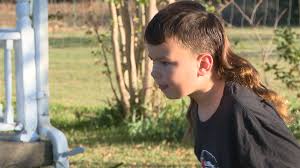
[147,43,170,59]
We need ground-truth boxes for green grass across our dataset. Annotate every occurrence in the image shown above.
[228,27,300,56]
[0,27,300,167]
[49,104,199,167]
[70,143,199,168]
[49,47,113,107]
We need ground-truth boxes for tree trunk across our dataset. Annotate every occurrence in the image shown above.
[109,1,130,116]
[136,3,146,80]
[147,0,158,22]
[116,4,126,65]
[116,4,129,91]
[141,0,157,107]
[105,0,161,120]
[121,0,138,108]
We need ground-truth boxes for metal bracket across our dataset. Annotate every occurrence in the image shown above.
[36,91,49,100]
[61,147,85,157]
[29,91,49,101]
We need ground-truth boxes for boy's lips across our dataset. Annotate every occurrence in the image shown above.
[158,84,168,90]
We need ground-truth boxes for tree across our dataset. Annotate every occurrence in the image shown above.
[93,0,163,121]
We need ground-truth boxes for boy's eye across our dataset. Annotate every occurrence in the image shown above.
[161,61,170,65]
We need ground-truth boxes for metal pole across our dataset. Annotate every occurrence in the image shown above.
[33,0,83,167]
[4,40,14,124]
[15,0,38,142]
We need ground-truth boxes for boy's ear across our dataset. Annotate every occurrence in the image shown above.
[196,53,213,76]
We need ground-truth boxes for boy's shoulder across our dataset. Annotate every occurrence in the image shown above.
[225,81,266,111]
[225,82,300,167]
[226,81,265,107]
[224,81,284,124]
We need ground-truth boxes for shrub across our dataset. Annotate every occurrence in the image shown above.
[127,100,188,142]
[265,27,300,137]
[50,103,124,131]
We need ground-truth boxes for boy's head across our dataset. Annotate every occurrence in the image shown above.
[145,1,288,123]
[145,1,228,99]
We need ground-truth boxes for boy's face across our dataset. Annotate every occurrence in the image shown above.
[147,38,202,99]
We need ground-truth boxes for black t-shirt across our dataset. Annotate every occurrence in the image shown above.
[192,81,300,168]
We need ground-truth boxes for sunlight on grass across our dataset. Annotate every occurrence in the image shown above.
[49,47,114,107]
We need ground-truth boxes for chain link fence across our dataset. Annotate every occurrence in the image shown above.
[222,0,300,27]
[0,0,299,48]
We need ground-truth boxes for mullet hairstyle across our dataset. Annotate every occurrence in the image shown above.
[144,1,289,131]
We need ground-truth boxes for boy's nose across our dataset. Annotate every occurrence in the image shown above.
[151,68,161,80]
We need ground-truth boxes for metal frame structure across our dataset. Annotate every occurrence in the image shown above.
[0,0,83,167]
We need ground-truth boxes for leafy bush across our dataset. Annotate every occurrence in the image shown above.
[127,100,188,142]
[265,27,300,89]
[265,27,300,137]
[98,102,124,128]
[288,108,300,139]
[49,100,189,143]
[50,103,124,131]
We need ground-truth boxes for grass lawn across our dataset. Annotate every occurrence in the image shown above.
[0,27,299,167]
[70,143,199,168]
[49,47,111,107]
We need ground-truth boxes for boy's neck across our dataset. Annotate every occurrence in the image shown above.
[189,79,225,122]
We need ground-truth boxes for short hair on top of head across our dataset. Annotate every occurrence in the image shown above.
[144,0,225,57]
[145,1,230,78]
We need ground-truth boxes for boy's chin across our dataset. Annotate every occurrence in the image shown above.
[164,93,183,99]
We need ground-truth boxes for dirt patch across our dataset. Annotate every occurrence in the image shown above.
[0,3,16,27]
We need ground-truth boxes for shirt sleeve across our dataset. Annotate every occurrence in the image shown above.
[233,102,300,168]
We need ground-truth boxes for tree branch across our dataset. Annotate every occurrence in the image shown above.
[217,0,233,14]
[231,1,252,25]
[94,29,120,103]
[250,0,263,23]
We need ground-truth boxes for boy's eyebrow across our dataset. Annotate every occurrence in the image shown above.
[148,54,169,60]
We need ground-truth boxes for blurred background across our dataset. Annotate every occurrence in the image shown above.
[0,0,300,167]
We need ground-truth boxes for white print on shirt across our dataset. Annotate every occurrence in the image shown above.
[200,150,219,168]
